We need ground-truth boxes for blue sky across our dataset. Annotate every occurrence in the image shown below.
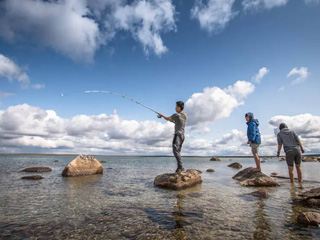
[0,0,319,155]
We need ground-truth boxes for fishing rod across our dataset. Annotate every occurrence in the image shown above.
[84,90,161,117]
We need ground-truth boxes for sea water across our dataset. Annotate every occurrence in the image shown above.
[0,155,319,239]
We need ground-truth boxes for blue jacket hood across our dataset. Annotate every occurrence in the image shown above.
[246,112,259,126]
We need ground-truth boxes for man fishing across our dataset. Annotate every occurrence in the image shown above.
[158,101,187,173]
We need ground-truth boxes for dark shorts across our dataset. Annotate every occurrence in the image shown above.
[285,148,301,167]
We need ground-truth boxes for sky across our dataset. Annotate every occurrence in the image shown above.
[0,0,319,156]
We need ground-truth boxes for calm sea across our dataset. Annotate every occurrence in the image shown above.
[0,155,319,239]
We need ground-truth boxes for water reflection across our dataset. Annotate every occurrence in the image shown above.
[253,199,271,240]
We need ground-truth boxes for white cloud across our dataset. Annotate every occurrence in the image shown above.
[216,129,246,144]
[185,81,254,126]
[112,0,176,55]
[242,0,290,10]
[0,54,30,85]
[252,67,269,83]
[0,53,44,89]
[269,114,320,139]
[0,0,177,61]
[191,0,237,33]
[0,103,174,154]
[278,86,285,92]
[287,67,309,85]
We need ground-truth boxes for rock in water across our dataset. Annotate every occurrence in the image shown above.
[251,189,268,198]
[54,160,59,162]
[271,172,278,176]
[100,160,107,163]
[302,157,317,162]
[210,157,220,161]
[21,175,44,180]
[206,169,215,172]
[233,167,279,187]
[62,154,103,177]
[296,187,320,207]
[21,167,52,172]
[297,212,320,226]
[228,162,242,169]
[154,169,202,190]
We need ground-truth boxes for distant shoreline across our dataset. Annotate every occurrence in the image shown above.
[0,153,319,158]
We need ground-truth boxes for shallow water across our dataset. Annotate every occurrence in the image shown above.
[0,156,319,239]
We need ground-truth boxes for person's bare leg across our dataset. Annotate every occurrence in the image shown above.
[253,153,261,171]
[296,164,302,183]
[288,166,294,183]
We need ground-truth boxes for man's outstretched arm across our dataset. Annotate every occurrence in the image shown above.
[297,141,305,153]
[158,114,173,122]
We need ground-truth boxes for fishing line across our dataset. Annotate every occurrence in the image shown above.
[84,90,161,117]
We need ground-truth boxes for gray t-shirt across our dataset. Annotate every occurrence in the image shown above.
[171,112,187,135]
[277,128,300,152]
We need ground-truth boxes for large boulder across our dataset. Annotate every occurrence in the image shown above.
[233,167,279,187]
[210,157,220,161]
[295,188,320,207]
[228,162,242,169]
[21,167,52,172]
[62,154,103,177]
[154,169,202,190]
[297,212,320,226]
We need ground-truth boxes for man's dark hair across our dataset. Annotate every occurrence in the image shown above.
[279,123,288,130]
[176,101,184,111]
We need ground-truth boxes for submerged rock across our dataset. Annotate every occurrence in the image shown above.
[261,160,266,163]
[297,212,320,226]
[154,169,202,190]
[233,167,279,187]
[296,187,320,207]
[21,175,44,180]
[251,189,268,198]
[21,167,52,172]
[100,160,107,163]
[54,160,59,162]
[210,157,220,161]
[228,162,242,169]
[206,169,215,172]
[62,154,103,177]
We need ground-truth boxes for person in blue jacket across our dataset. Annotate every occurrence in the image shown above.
[245,112,262,172]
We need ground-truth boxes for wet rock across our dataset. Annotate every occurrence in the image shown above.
[261,160,266,163]
[21,167,52,172]
[100,160,107,163]
[154,169,202,190]
[296,187,320,207]
[251,189,268,198]
[297,212,320,226]
[206,169,215,172]
[62,154,103,177]
[21,175,44,180]
[271,172,278,176]
[302,157,317,162]
[280,157,285,161]
[233,167,279,187]
[54,160,59,162]
[210,157,220,161]
[228,162,242,169]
